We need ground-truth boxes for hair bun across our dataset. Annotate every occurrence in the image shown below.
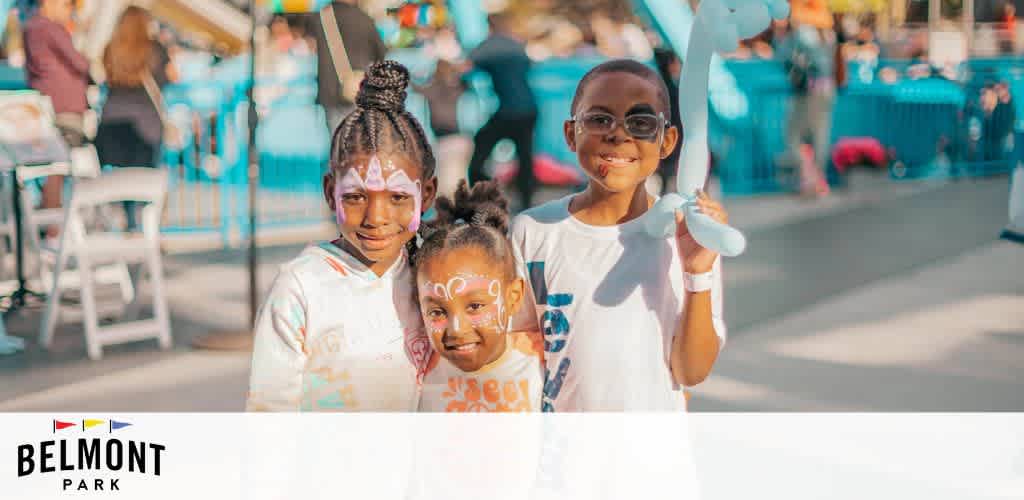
[452,180,510,234]
[355,60,410,112]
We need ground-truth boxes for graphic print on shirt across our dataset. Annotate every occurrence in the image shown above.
[303,370,358,410]
[304,329,359,410]
[440,376,533,412]
[404,326,433,384]
[528,261,573,412]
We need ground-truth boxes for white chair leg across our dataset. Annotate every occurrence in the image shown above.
[78,258,103,360]
[39,251,69,349]
[115,260,135,304]
[147,246,172,350]
[19,186,45,278]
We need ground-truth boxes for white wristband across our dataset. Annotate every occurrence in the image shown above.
[683,271,714,293]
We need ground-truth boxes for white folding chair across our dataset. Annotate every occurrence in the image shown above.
[39,168,172,360]
[27,146,134,303]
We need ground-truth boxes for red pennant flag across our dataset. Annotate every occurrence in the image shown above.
[54,420,76,431]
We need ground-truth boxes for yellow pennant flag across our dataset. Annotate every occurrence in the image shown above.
[83,419,105,429]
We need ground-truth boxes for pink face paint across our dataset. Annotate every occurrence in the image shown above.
[468,303,499,328]
[333,167,367,226]
[385,170,423,232]
[335,155,424,231]
[364,156,387,191]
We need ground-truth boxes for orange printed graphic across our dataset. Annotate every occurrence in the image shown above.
[442,376,531,412]
[323,257,349,276]
[511,330,543,357]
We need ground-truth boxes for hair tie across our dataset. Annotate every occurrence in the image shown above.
[471,212,489,227]
[454,218,467,225]
[420,225,439,241]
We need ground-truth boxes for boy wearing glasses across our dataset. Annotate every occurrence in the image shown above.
[509,60,729,412]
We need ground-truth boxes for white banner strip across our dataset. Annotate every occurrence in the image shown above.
[1,414,1021,500]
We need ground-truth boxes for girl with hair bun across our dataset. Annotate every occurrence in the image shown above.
[414,180,543,412]
[247,60,439,412]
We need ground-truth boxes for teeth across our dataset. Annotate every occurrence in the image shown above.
[601,155,635,164]
[450,343,478,352]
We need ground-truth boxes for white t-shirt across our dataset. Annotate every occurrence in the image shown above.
[246,243,431,412]
[510,196,726,412]
[419,330,544,412]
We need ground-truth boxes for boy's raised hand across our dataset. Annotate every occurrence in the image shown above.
[674,190,729,274]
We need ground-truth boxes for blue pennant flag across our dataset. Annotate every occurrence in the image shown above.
[110,420,132,431]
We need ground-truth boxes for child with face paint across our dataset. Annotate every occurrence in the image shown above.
[247,61,438,411]
[413,180,543,412]
[509,60,729,411]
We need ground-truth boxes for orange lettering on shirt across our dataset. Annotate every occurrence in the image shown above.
[465,379,481,402]
[502,380,518,402]
[442,377,532,412]
[446,400,468,412]
[483,379,500,403]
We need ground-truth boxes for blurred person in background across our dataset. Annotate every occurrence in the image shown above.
[94,6,178,231]
[464,12,538,210]
[984,82,1016,163]
[576,22,601,57]
[590,11,653,60]
[2,6,25,67]
[414,59,469,197]
[269,15,298,55]
[1001,2,1017,55]
[779,0,835,198]
[22,0,89,238]
[312,0,388,134]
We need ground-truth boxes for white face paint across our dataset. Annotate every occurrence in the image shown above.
[420,273,506,337]
[333,155,423,231]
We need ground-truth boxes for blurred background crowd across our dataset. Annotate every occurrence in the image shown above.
[2,0,1022,231]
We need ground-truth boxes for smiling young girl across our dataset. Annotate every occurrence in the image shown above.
[413,180,543,412]
[247,61,438,411]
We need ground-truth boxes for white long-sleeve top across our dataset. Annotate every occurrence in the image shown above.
[246,243,431,412]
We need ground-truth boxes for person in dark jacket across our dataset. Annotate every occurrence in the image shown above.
[464,12,539,210]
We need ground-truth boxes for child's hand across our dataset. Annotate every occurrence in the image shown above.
[674,190,729,274]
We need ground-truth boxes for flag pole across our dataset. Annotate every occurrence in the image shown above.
[191,0,259,351]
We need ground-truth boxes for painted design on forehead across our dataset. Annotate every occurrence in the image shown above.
[421,274,490,301]
[333,155,424,231]
[421,273,508,333]
[364,155,386,190]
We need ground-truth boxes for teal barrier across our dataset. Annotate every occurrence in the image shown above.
[0,63,27,90]
[708,58,1019,193]
[149,48,1024,244]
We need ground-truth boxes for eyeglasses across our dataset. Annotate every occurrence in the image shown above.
[570,111,666,142]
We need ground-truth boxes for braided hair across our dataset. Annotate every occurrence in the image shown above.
[330,60,437,178]
[330,60,437,259]
[412,180,516,280]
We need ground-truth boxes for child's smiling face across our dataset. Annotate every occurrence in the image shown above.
[416,247,524,373]
[323,152,436,268]
[565,72,679,194]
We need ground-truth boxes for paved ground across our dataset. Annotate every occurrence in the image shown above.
[0,170,1020,411]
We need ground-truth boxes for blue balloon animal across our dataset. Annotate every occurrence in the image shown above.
[643,0,789,256]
